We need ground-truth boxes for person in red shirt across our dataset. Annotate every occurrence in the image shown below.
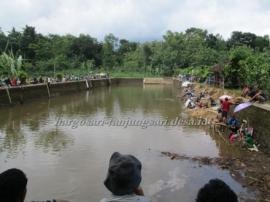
[221,97,233,122]
[11,77,17,86]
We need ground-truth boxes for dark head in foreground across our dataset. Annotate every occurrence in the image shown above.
[0,168,27,202]
[196,179,238,202]
[104,152,142,195]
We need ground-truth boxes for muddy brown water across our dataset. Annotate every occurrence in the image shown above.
[0,84,255,202]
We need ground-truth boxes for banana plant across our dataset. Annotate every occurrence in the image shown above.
[0,51,23,77]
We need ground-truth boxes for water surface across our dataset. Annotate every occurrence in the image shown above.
[0,84,251,201]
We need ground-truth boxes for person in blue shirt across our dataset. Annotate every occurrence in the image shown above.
[228,113,240,133]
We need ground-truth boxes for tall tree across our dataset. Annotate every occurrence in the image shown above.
[103,34,119,70]
[21,25,37,61]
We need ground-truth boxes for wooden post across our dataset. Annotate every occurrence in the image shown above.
[46,83,51,98]
[5,87,12,104]
[88,79,93,89]
[85,79,89,89]
[107,78,111,86]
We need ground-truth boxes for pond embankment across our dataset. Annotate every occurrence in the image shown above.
[143,77,173,84]
[0,78,143,106]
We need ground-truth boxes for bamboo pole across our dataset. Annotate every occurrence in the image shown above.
[85,79,89,89]
[46,83,51,98]
[88,79,93,89]
[107,78,111,86]
[5,87,12,104]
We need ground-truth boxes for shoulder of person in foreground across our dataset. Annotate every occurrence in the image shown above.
[100,194,150,202]
[29,200,69,202]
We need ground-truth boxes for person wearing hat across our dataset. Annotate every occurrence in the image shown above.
[101,152,150,202]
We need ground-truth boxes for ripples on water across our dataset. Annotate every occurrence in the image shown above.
[0,85,253,201]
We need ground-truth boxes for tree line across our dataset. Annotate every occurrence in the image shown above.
[0,25,270,90]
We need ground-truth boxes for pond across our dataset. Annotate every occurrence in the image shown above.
[0,84,253,202]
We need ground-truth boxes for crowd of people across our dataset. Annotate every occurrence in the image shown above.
[0,73,110,88]
[241,85,267,103]
[0,76,80,88]
[181,82,258,151]
[0,152,239,202]
[182,85,217,110]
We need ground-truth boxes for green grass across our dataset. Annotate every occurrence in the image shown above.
[109,71,160,78]
[36,69,161,78]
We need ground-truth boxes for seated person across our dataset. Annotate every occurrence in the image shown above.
[227,113,240,133]
[209,97,216,106]
[183,89,194,98]
[196,179,238,202]
[241,85,250,97]
[216,113,223,123]
[0,168,68,202]
[32,78,38,84]
[4,78,11,87]
[101,152,149,202]
[249,87,266,103]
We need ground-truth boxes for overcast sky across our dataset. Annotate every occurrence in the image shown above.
[0,0,270,41]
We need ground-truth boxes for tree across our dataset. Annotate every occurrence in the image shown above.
[228,31,258,49]
[142,44,152,72]
[69,34,102,66]
[224,46,253,87]
[103,34,119,70]
[21,25,37,61]
[206,33,226,50]
[7,28,22,54]
[240,53,270,89]
[0,29,7,53]
[254,35,269,52]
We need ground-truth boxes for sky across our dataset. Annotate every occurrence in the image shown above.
[0,0,270,41]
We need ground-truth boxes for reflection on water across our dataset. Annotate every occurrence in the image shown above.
[35,129,73,153]
[0,85,252,202]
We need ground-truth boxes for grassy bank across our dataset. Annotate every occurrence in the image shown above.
[109,71,160,78]
[32,69,160,78]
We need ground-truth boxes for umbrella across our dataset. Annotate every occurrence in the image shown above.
[182,81,192,87]
[219,95,232,100]
[234,102,252,113]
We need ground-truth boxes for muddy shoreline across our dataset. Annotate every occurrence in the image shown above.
[177,83,270,201]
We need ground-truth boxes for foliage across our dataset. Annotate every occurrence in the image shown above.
[0,25,270,91]
[56,72,63,81]
[176,66,210,82]
[239,54,270,89]
[0,51,23,77]
[18,71,28,84]
[224,46,253,87]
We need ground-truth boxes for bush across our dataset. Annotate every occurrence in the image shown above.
[18,71,28,84]
[56,72,63,82]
